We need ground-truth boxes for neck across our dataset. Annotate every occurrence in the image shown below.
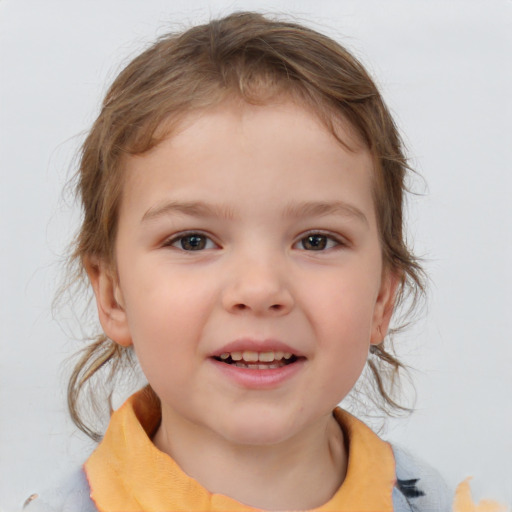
[153,407,346,511]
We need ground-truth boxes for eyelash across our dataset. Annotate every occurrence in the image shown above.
[164,232,217,251]
[163,231,345,252]
[294,232,345,251]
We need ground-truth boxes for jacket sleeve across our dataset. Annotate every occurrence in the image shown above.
[392,445,452,512]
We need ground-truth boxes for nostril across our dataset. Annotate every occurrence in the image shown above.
[232,303,283,312]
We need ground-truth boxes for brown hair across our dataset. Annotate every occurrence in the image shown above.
[66,11,425,440]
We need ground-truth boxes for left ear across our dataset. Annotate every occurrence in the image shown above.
[370,268,401,345]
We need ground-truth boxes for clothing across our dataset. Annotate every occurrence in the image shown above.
[26,389,452,512]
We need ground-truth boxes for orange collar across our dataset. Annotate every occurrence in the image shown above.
[85,388,395,511]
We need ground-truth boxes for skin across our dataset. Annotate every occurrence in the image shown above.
[88,100,398,510]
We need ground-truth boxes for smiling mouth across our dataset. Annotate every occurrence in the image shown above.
[213,350,300,369]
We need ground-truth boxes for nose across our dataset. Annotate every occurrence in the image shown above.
[221,255,295,316]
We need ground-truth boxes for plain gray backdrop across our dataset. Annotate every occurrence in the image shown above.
[1,0,511,510]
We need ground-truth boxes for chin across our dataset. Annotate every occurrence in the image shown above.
[216,410,303,447]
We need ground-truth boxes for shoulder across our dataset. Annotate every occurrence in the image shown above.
[391,445,452,512]
[23,468,96,512]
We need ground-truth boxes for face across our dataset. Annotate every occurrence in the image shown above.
[90,100,397,447]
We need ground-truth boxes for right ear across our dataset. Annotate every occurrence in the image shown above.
[85,256,133,347]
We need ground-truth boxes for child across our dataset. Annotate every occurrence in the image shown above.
[27,11,459,512]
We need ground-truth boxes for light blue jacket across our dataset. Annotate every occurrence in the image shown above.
[24,446,452,512]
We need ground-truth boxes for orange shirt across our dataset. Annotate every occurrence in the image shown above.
[85,388,396,512]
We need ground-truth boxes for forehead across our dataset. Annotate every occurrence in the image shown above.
[119,100,376,226]
[147,92,367,154]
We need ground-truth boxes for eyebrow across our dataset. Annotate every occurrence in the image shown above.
[141,199,368,225]
[142,200,236,222]
[282,200,369,225]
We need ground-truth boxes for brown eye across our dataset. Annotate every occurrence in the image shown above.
[170,233,215,251]
[180,235,206,250]
[301,234,328,250]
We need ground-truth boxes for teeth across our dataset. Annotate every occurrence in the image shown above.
[232,362,285,369]
[217,350,296,363]
[258,351,275,362]
[242,350,259,362]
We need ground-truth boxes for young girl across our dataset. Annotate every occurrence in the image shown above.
[24,11,496,512]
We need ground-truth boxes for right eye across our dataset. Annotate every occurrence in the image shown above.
[166,233,216,251]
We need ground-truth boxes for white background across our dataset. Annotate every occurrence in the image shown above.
[1,0,511,510]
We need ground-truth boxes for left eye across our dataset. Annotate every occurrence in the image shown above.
[168,233,216,251]
[297,234,339,251]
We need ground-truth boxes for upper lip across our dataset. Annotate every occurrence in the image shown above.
[210,338,304,358]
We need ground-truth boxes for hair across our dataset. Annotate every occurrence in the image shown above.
[65,11,425,440]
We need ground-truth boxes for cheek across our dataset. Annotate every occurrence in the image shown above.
[306,272,377,392]
[311,274,379,338]
[121,264,218,351]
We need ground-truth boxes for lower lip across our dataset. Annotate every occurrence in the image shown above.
[209,358,305,389]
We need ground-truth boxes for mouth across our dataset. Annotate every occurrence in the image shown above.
[213,350,300,369]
